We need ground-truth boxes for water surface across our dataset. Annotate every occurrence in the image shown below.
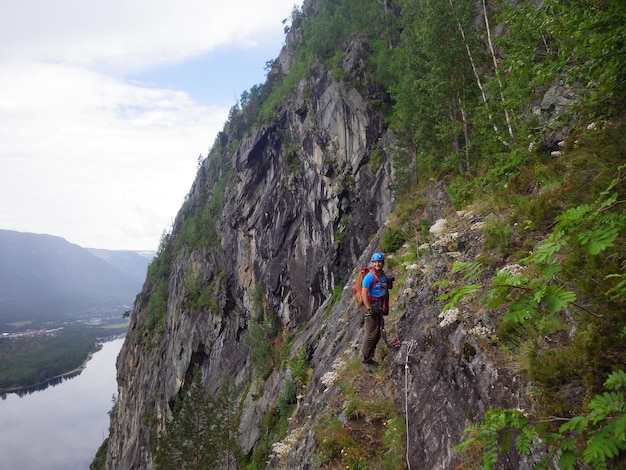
[0,337,123,470]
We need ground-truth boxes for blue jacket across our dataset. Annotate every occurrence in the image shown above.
[362,270,388,299]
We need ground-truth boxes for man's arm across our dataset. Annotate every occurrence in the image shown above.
[361,286,371,310]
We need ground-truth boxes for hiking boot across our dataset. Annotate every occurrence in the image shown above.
[362,359,379,367]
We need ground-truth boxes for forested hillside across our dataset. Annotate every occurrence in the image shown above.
[98,0,626,468]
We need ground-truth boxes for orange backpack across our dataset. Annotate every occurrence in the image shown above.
[352,267,378,306]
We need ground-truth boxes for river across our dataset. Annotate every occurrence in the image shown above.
[0,337,124,470]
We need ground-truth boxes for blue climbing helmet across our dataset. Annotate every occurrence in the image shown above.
[371,252,385,262]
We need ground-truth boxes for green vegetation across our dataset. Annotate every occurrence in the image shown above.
[241,284,312,468]
[245,312,283,380]
[0,326,121,391]
[90,437,108,470]
[279,0,624,466]
[155,365,241,469]
[243,283,284,379]
[381,226,408,254]
[433,234,626,465]
[182,265,223,314]
[457,370,626,470]
[499,0,626,120]
[259,346,310,457]
[249,380,298,468]
[142,0,626,467]
[177,172,230,252]
[314,356,405,469]
[91,395,119,470]
[144,230,172,336]
[141,130,235,333]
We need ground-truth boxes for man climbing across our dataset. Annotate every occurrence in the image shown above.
[361,252,391,366]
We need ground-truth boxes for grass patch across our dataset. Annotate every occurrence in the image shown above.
[314,355,405,469]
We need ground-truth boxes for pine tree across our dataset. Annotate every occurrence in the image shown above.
[155,365,217,469]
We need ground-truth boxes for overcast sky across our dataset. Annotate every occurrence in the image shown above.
[0,1,300,251]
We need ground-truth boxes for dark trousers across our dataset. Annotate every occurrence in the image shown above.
[362,310,381,362]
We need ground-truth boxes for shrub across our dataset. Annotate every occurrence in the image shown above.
[381,227,407,254]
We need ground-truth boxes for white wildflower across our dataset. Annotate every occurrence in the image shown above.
[272,442,290,456]
[429,218,447,236]
[433,231,459,247]
[468,325,491,339]
[271,428,303,459]
[551,150,562,157]
[331,357,345,371]
[321,371,338,389]
[438,308,459,328]
[587,122,597,130]
[456,210,474,219]
[499,264,524,276]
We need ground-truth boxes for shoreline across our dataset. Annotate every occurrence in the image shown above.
[0,335,124,395]
[0,353,94,394]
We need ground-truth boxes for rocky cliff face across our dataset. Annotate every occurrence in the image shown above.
[262,182,533,470]
[104,37,398,469]
[103,8,525,470]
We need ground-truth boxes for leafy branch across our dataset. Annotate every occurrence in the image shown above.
[439,167,625,329]
[456,370,626,469]
[445,166,626,466]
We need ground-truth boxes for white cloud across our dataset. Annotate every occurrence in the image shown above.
[0,1,295,72]
[0,0,299,250]
[0,58,227,250]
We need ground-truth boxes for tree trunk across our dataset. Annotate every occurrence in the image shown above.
[481,0,514,139]
[448,0,509,147]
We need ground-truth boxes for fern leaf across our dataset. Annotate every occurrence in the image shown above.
[605,274,626,302]
[502,295,539,323]
[613,414,626,441]
[560,415,588,434]
[538,261,562,279]
[543,287,577,313]
[557,449,578,470]
[502,308,532,324]
[605,370,626,390]
[451,261,484,281]
[533,284,548,304]
[532,238,566,264]
[432,278,453,288]
[588,392,625,419]
[482,440,499,470]
[584,427,622,466]
[597,184,619,211]
[454,437,476,453]
[439,283,481,310]
[581,223,620,255]
[514,425,537,455]
[558,203,592,225]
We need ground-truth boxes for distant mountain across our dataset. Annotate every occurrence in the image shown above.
[86,248,154,284]
[0,230,149,328]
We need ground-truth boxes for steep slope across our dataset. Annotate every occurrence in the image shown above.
[104,34,397,468]
[100,0,626,469]
[102,18,519,470]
